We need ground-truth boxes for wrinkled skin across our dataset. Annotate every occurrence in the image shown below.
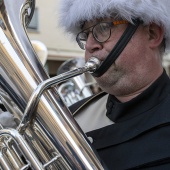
[84,19,164,102]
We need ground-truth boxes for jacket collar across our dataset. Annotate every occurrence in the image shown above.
[106,70,170,122]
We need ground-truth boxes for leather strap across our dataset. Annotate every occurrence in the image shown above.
[92,19,141,77]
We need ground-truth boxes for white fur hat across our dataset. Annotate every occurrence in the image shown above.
[59,0,170,52]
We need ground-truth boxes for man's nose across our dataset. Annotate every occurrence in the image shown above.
[85,33,102,53]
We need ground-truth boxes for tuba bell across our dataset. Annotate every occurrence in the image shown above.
[0,0,106,169]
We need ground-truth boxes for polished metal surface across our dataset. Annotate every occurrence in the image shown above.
[57,58,95,106]
[0,129,44,170]
[0,0,105,169]
[18,57,100,132]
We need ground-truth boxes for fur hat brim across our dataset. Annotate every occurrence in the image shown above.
[59,0,170,52]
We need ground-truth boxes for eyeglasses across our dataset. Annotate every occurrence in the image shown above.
[76,20,129,50]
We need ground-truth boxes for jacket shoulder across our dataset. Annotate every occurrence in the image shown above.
[69,91,107,115]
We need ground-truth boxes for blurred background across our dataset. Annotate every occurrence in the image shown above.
[27,0,83,76]
[27,0,101,106]
[26,0,170,106]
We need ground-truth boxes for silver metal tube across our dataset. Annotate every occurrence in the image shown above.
[3,145,23,169]
[18,57,100,131]
[0,129,44,170]
[0,153,12,170]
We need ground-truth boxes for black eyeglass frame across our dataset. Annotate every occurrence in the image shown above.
[76,20,129,50]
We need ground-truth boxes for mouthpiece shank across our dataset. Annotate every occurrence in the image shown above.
[19,57,101,131]
[85,57,101,73]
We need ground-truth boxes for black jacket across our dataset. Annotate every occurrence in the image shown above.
[70,70,170,170]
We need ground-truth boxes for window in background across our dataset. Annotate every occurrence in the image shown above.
[27,8,38,31]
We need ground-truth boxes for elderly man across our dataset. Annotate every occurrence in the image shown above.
[59,0,170,169]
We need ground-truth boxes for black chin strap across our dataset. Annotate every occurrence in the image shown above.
[92,19,141,77]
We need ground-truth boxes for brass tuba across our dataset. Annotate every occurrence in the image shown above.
[0,0,106,169]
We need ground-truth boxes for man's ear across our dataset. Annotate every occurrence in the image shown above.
[148,23,164,49]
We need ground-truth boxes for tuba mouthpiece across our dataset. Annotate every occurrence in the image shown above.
[85,57,101,73]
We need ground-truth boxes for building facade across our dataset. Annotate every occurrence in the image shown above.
[27,0,84,77]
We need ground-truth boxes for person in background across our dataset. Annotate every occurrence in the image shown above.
[59,0,170,169]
